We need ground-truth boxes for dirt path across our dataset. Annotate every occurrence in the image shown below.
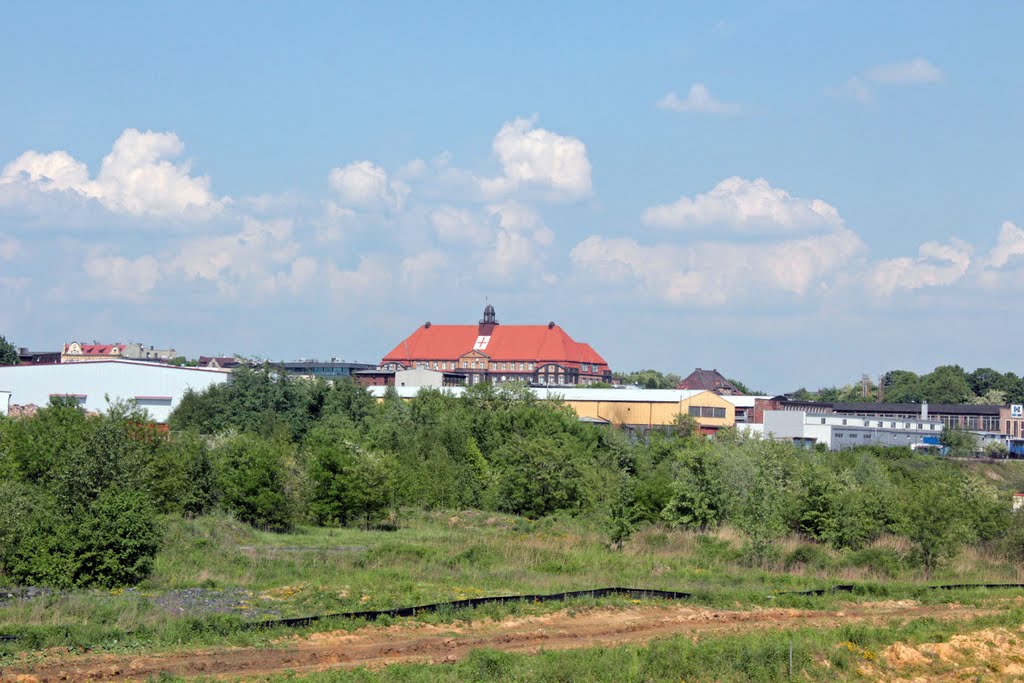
[1,601,1000,682]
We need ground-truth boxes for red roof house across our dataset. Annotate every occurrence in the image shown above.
[379,304,612,386]
[61,342,127,363]
[676,368,742,395]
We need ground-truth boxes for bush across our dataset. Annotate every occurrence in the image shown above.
[847,547,905,578]
[0,482,160,588]
[784,544,833,572]
[495,434,587,519]
[69,489,161,587]
[214,434,295,532]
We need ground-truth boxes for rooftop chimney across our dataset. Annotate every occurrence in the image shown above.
[921,402,929,420]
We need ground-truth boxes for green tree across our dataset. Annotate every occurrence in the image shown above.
[661,443,723,530]
[0,404,162,588]
[672,412,700,439]
[899,470,971,578]
[495,434,587,518]
[614,369,682,389]
[605,478,643,550]
[969,367,1003,397]
[920,365,972,404]
[214,434,295,531]
[940,426,978,457]
[0,335,17,365]
[882,370,922,403]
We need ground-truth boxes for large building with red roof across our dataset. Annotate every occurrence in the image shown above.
[379,305,612,386]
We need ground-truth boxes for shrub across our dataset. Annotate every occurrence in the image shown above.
[214,434,295,532]
[784,544,833,571]
[495,434,587,519]
[848,547,905,578]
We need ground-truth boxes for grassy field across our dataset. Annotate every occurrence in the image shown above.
[2,505,1023,659]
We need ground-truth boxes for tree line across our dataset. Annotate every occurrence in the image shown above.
[792,365,1024,405]
[1,367,1022,588]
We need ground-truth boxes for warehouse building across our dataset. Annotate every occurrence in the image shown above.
[365,385,735,434]
[0,360,229,422]
[758,410,944,451]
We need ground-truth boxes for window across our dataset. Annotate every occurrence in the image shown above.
[528,363,534,370]
[502,362,507,370]
[864,434,871,439]
[462,361,468,369]
[877,421,883,428]
[689,406,701,417]
[433,362,439,369]
[917,423,923,430]
[842,418,847,425]
[518,362,524,370]
[821,418,826,424]
[835,432,844,438]
[890,422,896,428]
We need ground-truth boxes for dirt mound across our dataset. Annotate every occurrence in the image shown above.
[2,602,1004,682]
[873,626,1024,681]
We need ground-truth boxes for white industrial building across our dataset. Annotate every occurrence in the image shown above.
[0,360,230,422]
[759,410,945,450]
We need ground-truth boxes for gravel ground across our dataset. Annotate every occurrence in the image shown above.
[0,587,51,605]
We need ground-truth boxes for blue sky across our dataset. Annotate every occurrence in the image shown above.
[2,2,1022,391]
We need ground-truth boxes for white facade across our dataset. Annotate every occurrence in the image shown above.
[0,360,229,423]
[763,410,944,450]
[394,368,446,388]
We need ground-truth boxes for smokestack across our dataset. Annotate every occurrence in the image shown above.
[921,402,929,420]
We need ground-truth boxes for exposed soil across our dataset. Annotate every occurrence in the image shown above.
[864,625,1024,681]
[0,600,1005,682]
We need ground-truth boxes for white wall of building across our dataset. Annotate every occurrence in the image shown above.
[0,360,229,423]
[394,368,445,388]
[0,390,9,417]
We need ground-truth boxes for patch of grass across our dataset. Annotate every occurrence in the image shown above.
[1,510,1023,656]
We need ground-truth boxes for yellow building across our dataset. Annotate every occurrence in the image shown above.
[547,388,735,431]
[366,386,736,431]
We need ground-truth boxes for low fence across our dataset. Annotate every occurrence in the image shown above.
[3,582,1024,642]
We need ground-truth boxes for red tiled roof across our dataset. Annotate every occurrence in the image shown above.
[382,324,608,367]
[63,343,126,355]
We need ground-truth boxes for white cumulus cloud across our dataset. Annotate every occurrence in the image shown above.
[478,117,592,200]
[327,255,391,298]
[169,216,301,297]
[643,177,842,233]
[480,201,556,279]
[83,253,162,300]
[1,129,224,219]
[865,238,971,296]
[431,206,491,246]
[656,84,741,115]
[328,160,409,211]
[571,227,865,306]
[986,221,1024,269]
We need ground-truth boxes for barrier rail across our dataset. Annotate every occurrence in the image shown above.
[2,582,1023,642]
